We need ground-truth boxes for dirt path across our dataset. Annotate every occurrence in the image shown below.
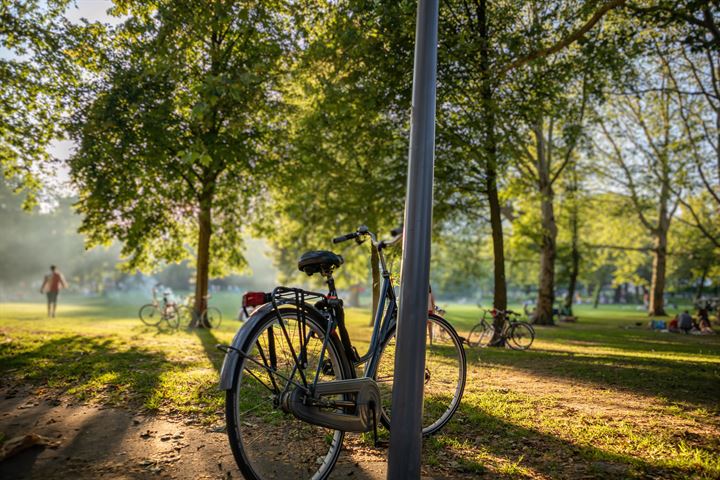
[0,387,401,479]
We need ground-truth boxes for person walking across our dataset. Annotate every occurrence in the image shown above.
[41,265,68,318]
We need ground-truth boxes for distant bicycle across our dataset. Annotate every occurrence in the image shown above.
[466,307,535,350]
[178,294,222,328]
[139,287,180,329]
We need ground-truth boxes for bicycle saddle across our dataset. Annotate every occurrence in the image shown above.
[298,250,343,276]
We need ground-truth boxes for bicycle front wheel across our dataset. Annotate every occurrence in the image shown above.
[467,321,494,347]
[226,308,351,480]
[202,307,222,328]
[139,304,160,326]
[375,314,466,436]
[508,322,535,350]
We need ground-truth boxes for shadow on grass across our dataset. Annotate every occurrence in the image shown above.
[192,328,224,372]
[468,344,720,411]
[437,400,716,479]
[0,333,171,407]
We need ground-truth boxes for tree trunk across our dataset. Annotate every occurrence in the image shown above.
[648,172,671,317]
[535,189,557,325]
[613,284,622,303]
[348,285,360,308]
[695,265,708,302]
[478,0,507,346]
[488,167,508,343]
[192,196,212,327]
[592,282,601,309]
[563,194,580,316]
[370,244,380,326]
[648,230,668,316]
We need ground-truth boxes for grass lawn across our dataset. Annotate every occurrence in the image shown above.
[1,294,719,479]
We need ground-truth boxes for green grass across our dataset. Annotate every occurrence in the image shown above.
[1,295,719,478]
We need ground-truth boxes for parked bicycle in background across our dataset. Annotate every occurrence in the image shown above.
[466,307,535,350]
[178,294,222,328]
[138,286,180,329]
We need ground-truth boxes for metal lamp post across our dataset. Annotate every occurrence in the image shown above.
[386,0,439,479]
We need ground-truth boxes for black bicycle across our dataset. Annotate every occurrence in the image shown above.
[218,226,466,480]
[466,307,535,350]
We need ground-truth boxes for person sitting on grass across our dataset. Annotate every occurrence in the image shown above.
[668,315,679,333]
[678,310,694,334]
[40,265,68,318]
[698,307,715,334]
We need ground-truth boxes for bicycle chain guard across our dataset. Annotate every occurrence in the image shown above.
[285,377,381,433]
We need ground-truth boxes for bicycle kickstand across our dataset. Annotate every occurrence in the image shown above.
[371,403,388,448]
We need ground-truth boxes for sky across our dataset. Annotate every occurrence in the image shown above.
[10,1,119,195]
[51,0,116,163]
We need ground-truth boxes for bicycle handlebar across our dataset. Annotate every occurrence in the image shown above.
[484,307,520,317]
[332,225,401,250]
[332,232,360,244]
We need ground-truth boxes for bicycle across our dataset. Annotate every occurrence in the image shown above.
[138,287,180,329]
[218,226,466,480]
[178,294,222,328]
[466,307,535,350]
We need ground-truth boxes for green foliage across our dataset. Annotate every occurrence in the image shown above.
[69,0,291,276]
[0,0,85,206]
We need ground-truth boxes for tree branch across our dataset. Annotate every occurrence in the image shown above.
[499,0,627,75]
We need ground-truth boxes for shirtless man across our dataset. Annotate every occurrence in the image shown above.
[41,265,68,317]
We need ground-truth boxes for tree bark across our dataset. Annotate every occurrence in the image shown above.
[648,230,668,316]
[592,282,601,309]
[535,188,557,324]
[564,178,580,316]
[534,117,557,326]
[348,285,360,308]
[695,265,709,302]
[648,169,671,317]
[478,0,508,346]
[193,195,212,327]
[488,166,508,341]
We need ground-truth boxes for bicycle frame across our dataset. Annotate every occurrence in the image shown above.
[219,233,401,392]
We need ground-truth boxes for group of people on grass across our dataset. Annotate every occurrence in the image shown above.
[667,306,715,335]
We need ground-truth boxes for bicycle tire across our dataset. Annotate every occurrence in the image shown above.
[225,307,352,480]
[177,306,194,328]
[138,304,160,326]
[165,304,180,329]
[466,321,492,347]
[202,307,222,329]
[375,314,466,436]
[508,322,535,350]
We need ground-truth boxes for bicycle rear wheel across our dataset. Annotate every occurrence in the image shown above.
[165,305,180,329]
[139,304,160,326]
[508,322,535,350]
[202,307,222,328]
[375,314,466,436]
[177,306,193,328]
[226,308,351,480]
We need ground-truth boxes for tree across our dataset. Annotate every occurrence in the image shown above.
[0,0,82,205]
[596,66,690,315]
[437,0,635,334]
[69,0,290,323]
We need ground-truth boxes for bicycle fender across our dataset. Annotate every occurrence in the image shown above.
[218,300,334,390]
[218,302,275,390]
